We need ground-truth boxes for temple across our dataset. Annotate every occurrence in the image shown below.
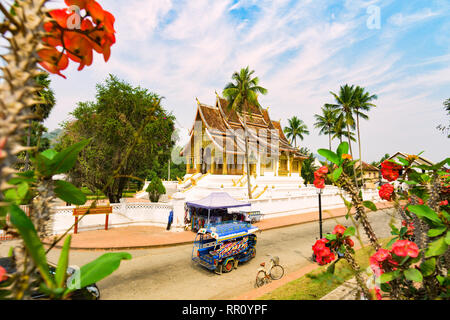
[181,93,307,178]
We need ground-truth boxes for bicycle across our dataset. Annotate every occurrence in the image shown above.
[255,255,285,287]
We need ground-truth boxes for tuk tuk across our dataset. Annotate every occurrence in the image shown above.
[191,221,258,274]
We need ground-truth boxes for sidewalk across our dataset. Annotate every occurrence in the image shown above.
[42,201,394,251]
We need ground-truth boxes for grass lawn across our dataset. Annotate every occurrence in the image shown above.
[82,187,137,200]
[258,239,390,300]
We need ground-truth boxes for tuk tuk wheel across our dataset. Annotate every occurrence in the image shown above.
[248,247,256,258]
[223,259,234,273]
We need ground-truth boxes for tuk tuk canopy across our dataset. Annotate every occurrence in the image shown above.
[186,192,250,210]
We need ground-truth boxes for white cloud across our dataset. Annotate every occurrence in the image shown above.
[41,0,450,163]
[388,8,442,27]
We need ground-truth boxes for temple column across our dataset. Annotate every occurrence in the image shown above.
[288,153,291,176]
[223,153,228,175]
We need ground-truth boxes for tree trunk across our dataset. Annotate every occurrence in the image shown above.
[356,113,364,187]
[346,121,359,189]
[328,131,331,151]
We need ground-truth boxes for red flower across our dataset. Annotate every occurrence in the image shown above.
[38,47,69,78]
[439,200,448,206]
[345,238,354,247]
[371,248,391,263]
[332,224,346,236]
[313,178,325,189]
[407,197,424,205]
[0,266,7,282]
[41,1,116,77]
[391,240,419,258]
[63,32,94,70]
[379,183,394,201]
[312,238,328,254]
[380,160,402,182]
[317,166,328,175]
[312,238,335,265]
[371,287,382,300]
[370,248,392,277]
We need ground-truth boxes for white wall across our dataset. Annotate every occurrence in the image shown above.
[50,187,380,235]
[51,201,173,235]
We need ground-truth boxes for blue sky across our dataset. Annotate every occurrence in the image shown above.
[38,0,450,162]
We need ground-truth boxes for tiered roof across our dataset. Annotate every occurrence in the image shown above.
[182,95,307,159]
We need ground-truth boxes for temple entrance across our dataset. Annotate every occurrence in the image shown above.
[201,148,212,174]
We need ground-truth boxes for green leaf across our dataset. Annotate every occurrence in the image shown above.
[379,270,401,283]
[317,149,340,165]
[363,201,377,212]
[343,226,355,237]
[420,258,436,277]
[66,252,131,293]
[336,142,349,160]
[404,268,423,282]
[54,180,87,205]
[445,231,450,245]
[425,237,448,258]
[332,167,343,182]
[4,182,30,205]
[34,153,55,176]
[9,205,54,288]
[408,205,442,224]
[397,158,409,166]
[41,149,58,160]
[386,237,398,249]
[50,139,91,175]
[325,234,337,241]
[403,180,419,185]
[55,235,71,288]
[428,227,447,238]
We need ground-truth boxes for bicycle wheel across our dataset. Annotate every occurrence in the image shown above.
[255,270,266,287]
[269,265,284,280]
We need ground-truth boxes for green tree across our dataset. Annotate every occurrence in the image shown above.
[58,75,175,203]
[146,174,166,202]
[325,84,357,158]
[314,105,338,150]
[332,118,356,144]
[23,73,56,170]
[437,98,450,138]
[299,147,317,185]
[283,116,309,148]
[222,66,267,199]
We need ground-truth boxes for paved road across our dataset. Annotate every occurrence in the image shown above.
[0,208,400,300]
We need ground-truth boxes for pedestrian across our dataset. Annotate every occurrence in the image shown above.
[167,210,173,230]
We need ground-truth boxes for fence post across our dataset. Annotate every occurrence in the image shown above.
[171,192,186,232]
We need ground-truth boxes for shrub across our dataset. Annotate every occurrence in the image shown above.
[146,176,166,202]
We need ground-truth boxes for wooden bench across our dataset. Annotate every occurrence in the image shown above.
[73,205,113,234]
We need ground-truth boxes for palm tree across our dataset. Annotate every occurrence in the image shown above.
[314,105,338,150]
[352,86,377,183]
[24,73,56,170]
[222,66,267,199]
[332,123,356,144]
[325,84,359,187]
[284,116,309,148]
[325,84,356,157]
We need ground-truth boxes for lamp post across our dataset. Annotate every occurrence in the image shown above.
[312,187,324,263]
[317,187,323,239]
